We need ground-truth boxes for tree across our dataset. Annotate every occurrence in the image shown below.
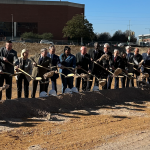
[41,33,53,40]
[124,30,137,42]
[62,14,94,43]
[21,32,39,39]
[97,32,111,41]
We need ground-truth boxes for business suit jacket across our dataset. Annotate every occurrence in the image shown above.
[126,52,134,73]
[0,47,18,74]
[76,52,91,74]
[88,49,104,73]
[142,53,150,74]
[47,53,60,79]
[15,57,32,82]
[30,54,51,78]
[111,56,122,69]
[121,57,128,70]
[133,54,143,76]
[102,51,113,69]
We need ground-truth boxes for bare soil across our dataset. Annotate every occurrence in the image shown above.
[1,42,150,150]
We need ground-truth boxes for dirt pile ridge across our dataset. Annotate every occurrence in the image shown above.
[0,88,150,119]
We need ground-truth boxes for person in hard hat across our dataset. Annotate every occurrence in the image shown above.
[30,48,51,98]
[15,49,32,98]
[75,46,91,92]
[45,45,61,93]
[0,40,19,100]
[59,46,76,93]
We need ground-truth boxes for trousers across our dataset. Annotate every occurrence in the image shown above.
[0,74,12,100]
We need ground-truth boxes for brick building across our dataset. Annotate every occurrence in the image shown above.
[0,0,84,40]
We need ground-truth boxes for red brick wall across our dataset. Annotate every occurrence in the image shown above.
[0,4,84,40]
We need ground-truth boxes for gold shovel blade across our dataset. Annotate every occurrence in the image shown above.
[128,73,133,75]
[118,76,124,78]
[66,73,74,77]
[35,77,42,81]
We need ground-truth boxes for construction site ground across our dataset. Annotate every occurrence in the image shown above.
[0,43,150,150]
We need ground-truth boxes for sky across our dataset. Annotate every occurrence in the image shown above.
[28,0,150,38]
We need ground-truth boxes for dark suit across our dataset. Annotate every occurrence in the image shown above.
[101,51,113,89]
[109,56,122,89]
[30,54,51,98]
[133,54,143,86]
[0,47,18,100]
[45,53,60,93]
[121,57,128,88]
[87,49,104,90]
[126,52,134,87]
[75,52,91,91]
[142,53,150,83]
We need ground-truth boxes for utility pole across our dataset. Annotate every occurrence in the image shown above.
[11,14,13,40]
[145,28,150,34]
[81,13,84,46]
[127,20,132,44]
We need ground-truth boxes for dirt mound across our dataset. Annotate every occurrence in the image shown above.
[0,88,150,119]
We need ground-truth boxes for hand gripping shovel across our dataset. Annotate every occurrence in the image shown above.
[7,61,42,81]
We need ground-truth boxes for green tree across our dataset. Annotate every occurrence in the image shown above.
[62,14,94,44]
[97,32,111,41]
[21,32,39,39]
[41,33,53,40]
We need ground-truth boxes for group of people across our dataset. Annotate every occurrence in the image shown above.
[0,40,150,100]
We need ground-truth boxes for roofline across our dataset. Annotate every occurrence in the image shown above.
[0,0,85,8]
[139,34,150,36]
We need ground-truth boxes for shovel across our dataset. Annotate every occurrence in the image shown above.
[7,61,42,81]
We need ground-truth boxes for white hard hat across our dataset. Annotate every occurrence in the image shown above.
[49,90,57,96]
[64,88,72,94]
[40,91,48,97]
[71,87,79,93]
[93,86,99,91]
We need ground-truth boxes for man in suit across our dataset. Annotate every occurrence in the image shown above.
[125,46,134,87]
[75,46,91,91]
[87,42,104,91]
[110,49,122,89]
[133,48,143,86]
[101,43,113,89]
[0,40,19,100]
[30,48,51,98]
[46,45,60,93]
[142,48,150,83]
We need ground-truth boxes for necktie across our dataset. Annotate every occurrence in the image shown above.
[40,57,43,64]
[50,54,53,60]
[114,57,116,62]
